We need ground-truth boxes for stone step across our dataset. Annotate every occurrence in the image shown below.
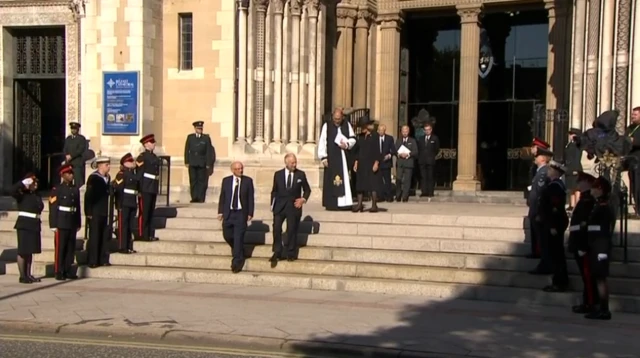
[5,263,640,313]
[0,230,638,263]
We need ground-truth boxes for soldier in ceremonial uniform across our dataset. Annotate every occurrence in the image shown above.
[568,172,598,313]
[48,164,81,281]
[63,122,88,188]
[584,176,615,320]
[12,173,44,284]
[184,121,215,203]
[625,107,640,216]
[539,160,570,292]
[113,153,139,254]
[526,137,550,199]
[84,156,112,268]
[136,134,160,241]
[527,144,551,264]
[564,128,584,210]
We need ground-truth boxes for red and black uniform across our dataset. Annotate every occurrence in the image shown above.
[113,153,139,253]
[49,164,81,281]
[136,134,160,241]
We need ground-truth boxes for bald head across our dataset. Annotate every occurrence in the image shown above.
[332,107,344,126]
[230,161,244,177]
[401,125,410,137]
[378,124,387,136]
[284,153,297,171]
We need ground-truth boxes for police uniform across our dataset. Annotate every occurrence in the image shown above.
[625,122,640,215]
[585,177,615,320]
[113,153,139,253]
[12,173,44,284]
[136,134,160,241]
[564,128,583,195]
[525,138,550,200]
[567,172,598,313]
[185,121,215,203]
[527,144,551,264]
[63,122,88,188]
[85,157,112,268]
[48,164,81,280]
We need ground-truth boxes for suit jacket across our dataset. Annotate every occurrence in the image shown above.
[184,133,214,167]
[378,134,396,169]
[270,169,311,216]
[217,175,255,221]
[395,136,418,168]
[527,165,548,218]
[417,133,440,165]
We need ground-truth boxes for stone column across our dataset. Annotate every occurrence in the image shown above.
[264,5,274,144]
[333,4,357,108]
[632,0,640,109]
[236,0,249,144]
[570,0,587,129]
[374,11,402,137]
[298,12,308,144]
[252,0,269,150]
[614,0,632,133]
[287,0,303,152]
[353,9,371,109]
[584,0,601,121]
[599,0,616,111]
[544,0,568,111]
[304,0,320,145]
[452,5,482,192]
[246,8,255,142]
[270,0,285,151]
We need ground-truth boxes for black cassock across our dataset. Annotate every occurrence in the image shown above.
[353,132,384,193]
[318,120,356,211]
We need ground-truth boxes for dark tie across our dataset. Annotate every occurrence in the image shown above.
[287,172,293,189]
[232,178,240,210]
[403,138,407,144]
[380,137,383,153]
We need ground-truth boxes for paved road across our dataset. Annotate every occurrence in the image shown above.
[0,334,288,358]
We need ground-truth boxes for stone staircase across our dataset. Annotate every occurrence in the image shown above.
[1,202,640,313]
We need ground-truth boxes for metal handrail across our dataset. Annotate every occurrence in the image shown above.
[158,155,171,207]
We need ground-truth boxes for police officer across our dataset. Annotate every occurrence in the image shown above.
[527,144,551,263]
[48,164,81,281]
[568,172,598,313]
[85,156,112,268]
[539,160,570,292]
[63,122,88,188]
[585,176,615,320]
[113,153,139,254]
[184,121,215,203]
[12,173,44,284]
[525,137,551,199]
[136,134,160,241]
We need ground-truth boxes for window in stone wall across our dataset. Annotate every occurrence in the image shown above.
[179,13,194,71]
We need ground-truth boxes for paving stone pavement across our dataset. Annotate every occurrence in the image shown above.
[0,276,638,357]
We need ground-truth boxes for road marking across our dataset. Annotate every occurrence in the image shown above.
[0,333,323,358]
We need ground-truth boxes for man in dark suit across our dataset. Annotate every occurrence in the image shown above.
[417,122,440,197]
[217,161,255,273]
[270,154,311,266]
[377,124,396,202]
[395,125,418,201]
[184,121,215,203]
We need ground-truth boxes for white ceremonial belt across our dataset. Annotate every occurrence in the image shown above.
[143,173,158,180]
[58,206,77,212]
[18,211,40,219]
[587,225,601,232]
[123,189,138,195]
[569,225,580,232]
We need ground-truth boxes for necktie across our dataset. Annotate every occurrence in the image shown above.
[197,134,200,138]
[287,172,293,189]
[232,178,240,210]
[426,136,429,143]
[403,138,407,144]
[380,137,383,153]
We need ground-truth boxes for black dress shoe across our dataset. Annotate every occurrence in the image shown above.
[102,263,112,267]
[395,197,401,202]
[231,266,241,273]
[119,250,130,254]
[572,304,593,314]
[28,275,41,283]
[65,274,79,280]
[128,249,137,254]
[89,264,99,269]
[585,310,612,320]
[150,237,159,241]
[287,257,295,262]
[19,277,32,284]
[402,198,408,202]
[386,199,394,203]
[55,274,66,281]
[190,199,197,203]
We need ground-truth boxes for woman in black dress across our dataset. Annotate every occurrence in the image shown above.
[12,173,44,283]
[352,116,384,212]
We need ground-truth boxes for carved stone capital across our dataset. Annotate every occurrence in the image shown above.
[272,0,285,14]
[544,0,568,18]
[457,5,482,25]
[290,0,303,16]
[253,0,269,12]
[355,9,373,28]
[237,0,250,10]
[376,11,403,30]
[68,0,87,20]
[304,0,320,18]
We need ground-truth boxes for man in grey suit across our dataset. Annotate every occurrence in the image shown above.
[395,125,418,202]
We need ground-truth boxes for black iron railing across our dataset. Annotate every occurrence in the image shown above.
[45,152,65,189]
[158,155,171,207]
[595,157,630,263]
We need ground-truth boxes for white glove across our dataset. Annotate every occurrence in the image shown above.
[51,228,57,232]
[21,178,34,187]
[578,251,586,257]
[597,253,608,261]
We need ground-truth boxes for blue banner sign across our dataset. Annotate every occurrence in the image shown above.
[102,71,140,135]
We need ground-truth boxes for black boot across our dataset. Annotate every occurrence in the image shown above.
[370,192,379,213]
[352,194,364,212]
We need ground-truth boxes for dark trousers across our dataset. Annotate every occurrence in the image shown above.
[138,192,157,240]
[222,211,247,267]
[272,212,301,258]
[419,163,435,196]
[54,229,76,275]
[87,215,109,266]
[574,253,599,306]
[530,219,541,256]
[549,228,569,286]
[188,165,208,202]
[532,220,553,272]
[396,166,413,200]
[117,207,136,251]
[380,168,392,200]
[631,165,640,214]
